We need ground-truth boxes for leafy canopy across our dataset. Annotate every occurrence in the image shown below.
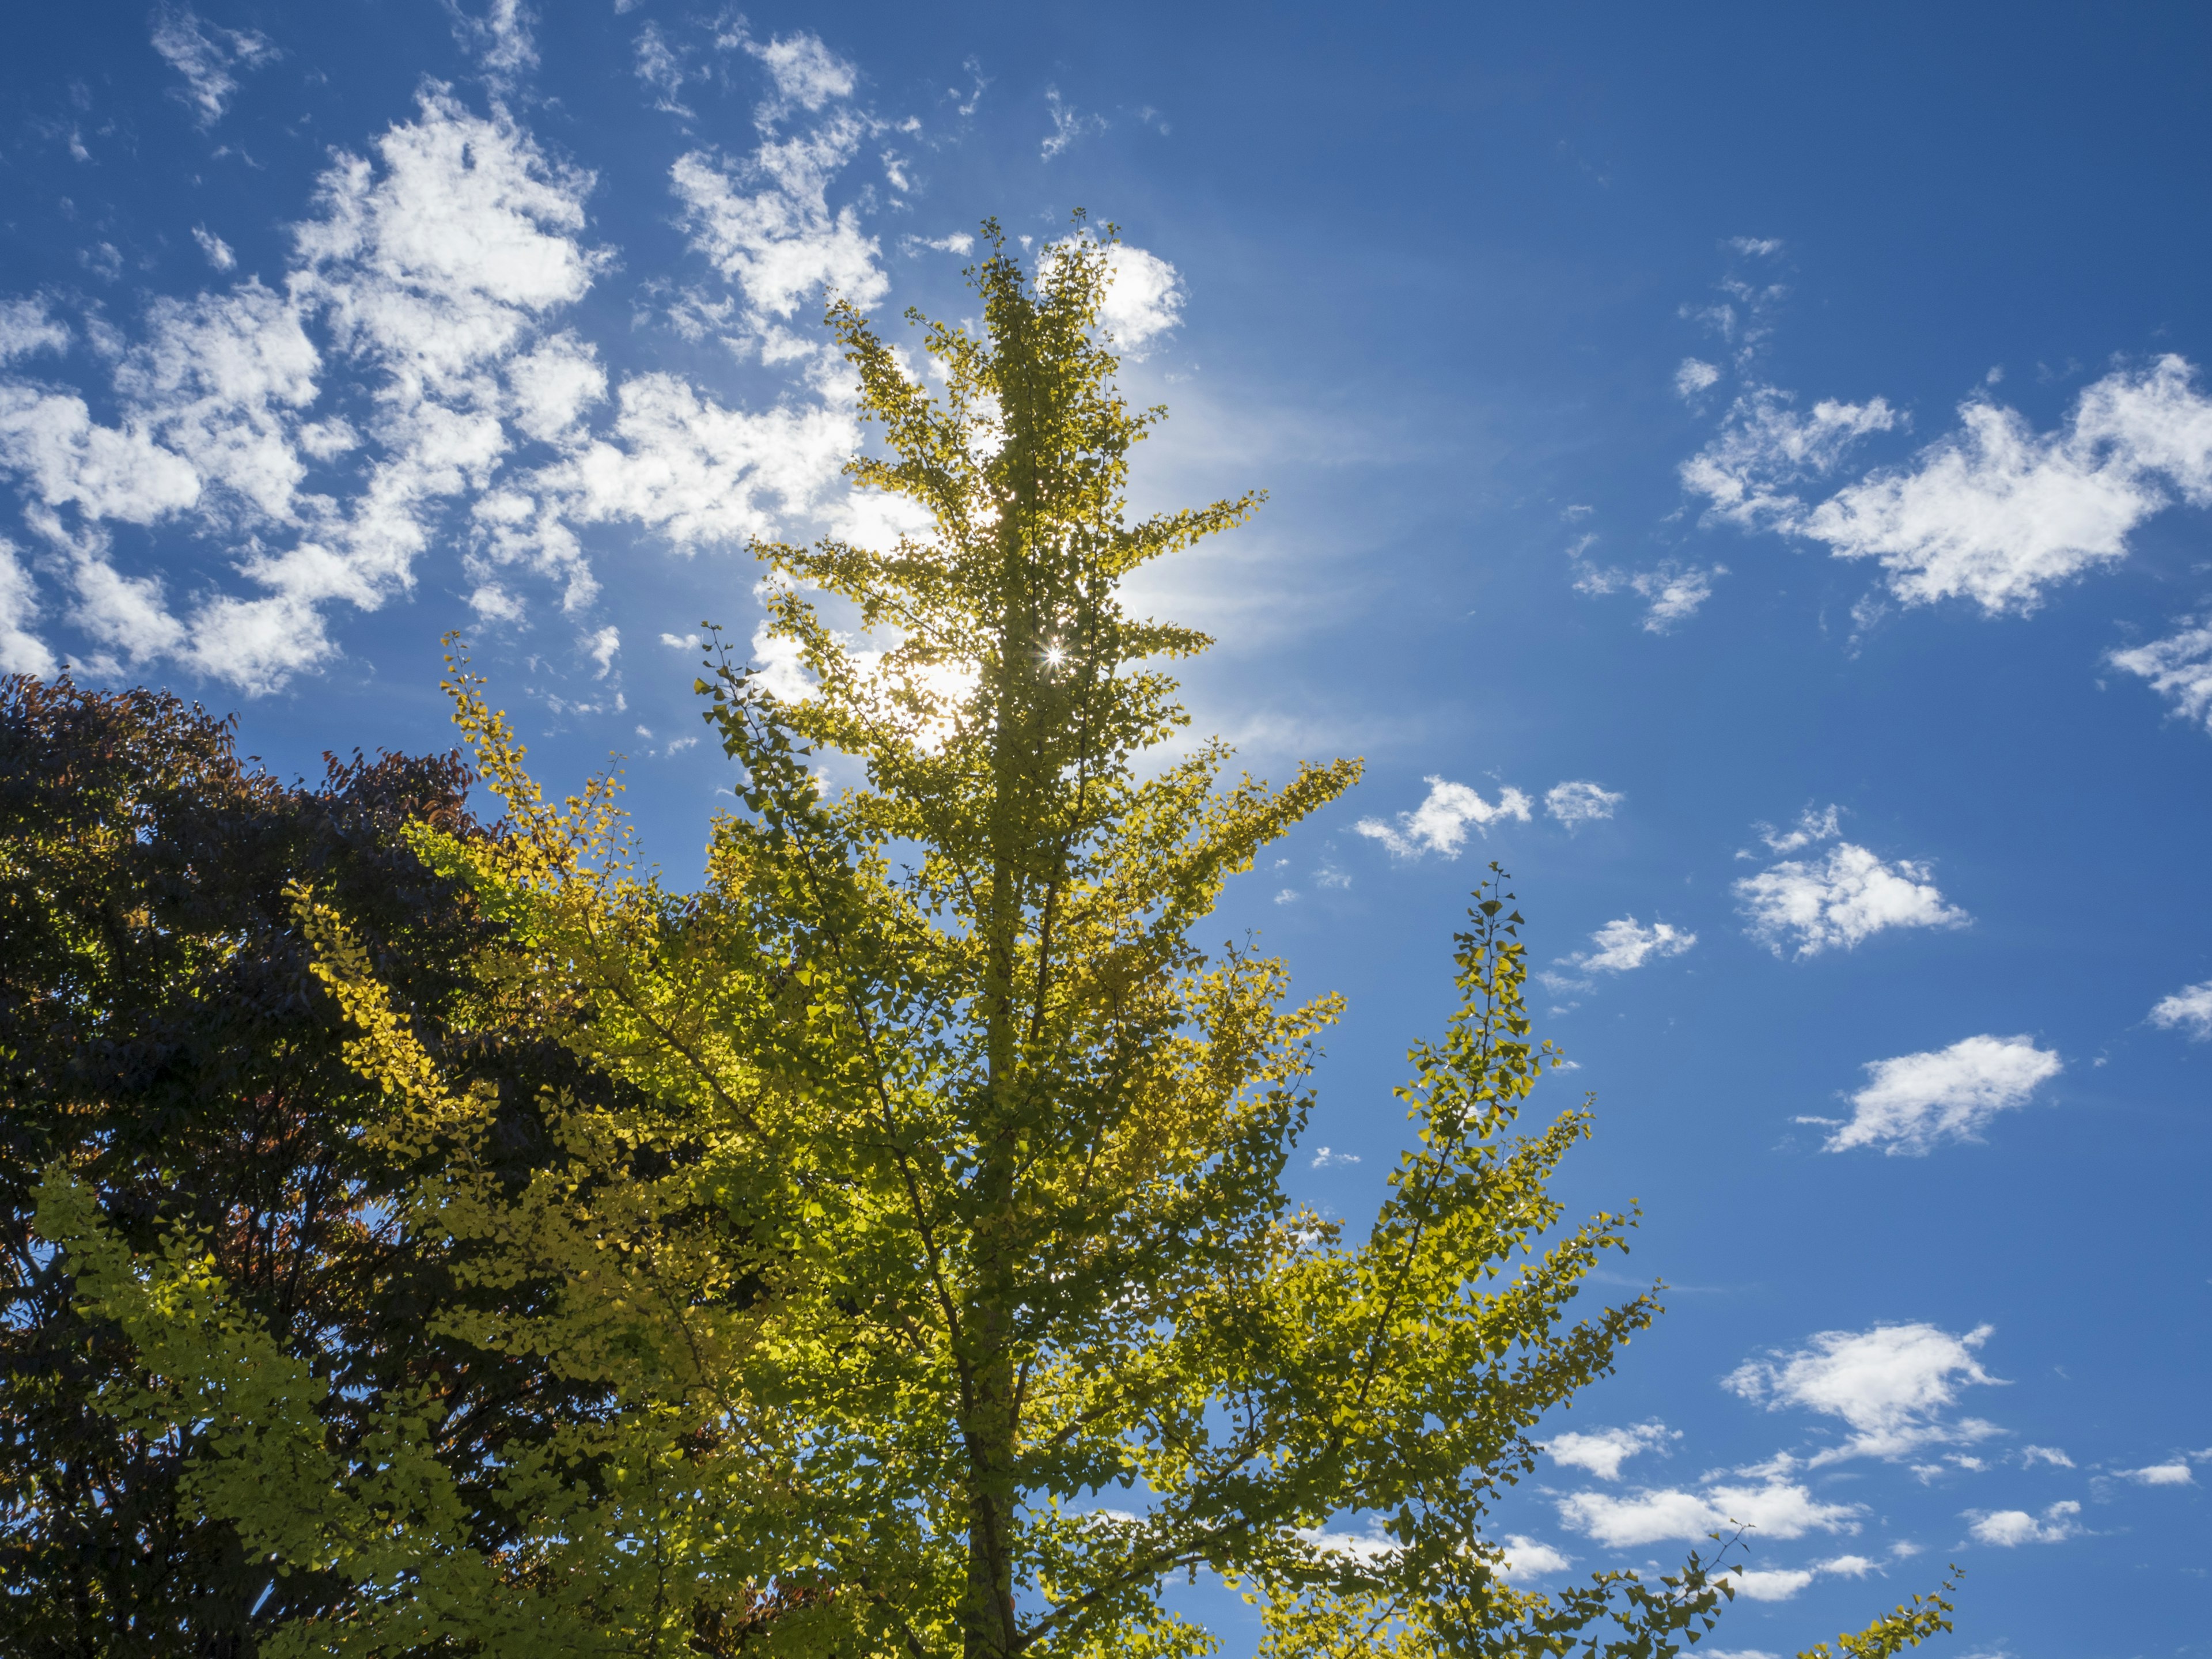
[36,222,1958,1659]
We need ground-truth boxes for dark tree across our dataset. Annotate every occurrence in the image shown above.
[0,676,613,1657]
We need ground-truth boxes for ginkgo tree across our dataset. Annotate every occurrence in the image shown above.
[37,221,1956,1659]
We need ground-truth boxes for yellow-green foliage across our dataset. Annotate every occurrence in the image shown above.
[35,223,1960,1659]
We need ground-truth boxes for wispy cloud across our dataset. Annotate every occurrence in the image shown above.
[2110,616,2212,734]
[149,5,279,128]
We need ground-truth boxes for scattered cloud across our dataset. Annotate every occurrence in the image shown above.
[2020,1446,2074,1469]
[1040,85,1106,161]
[1576,917,1695,974]
[2148,980,2212,1040]
[1726,1322,2005,1464]
[1355,776,1531,858]
[661,631,705,652]
[1816,1035,2063,1156]
[150,5,279,128]
[0,300,71,366]
[1556,1480,1860,1548]
[1734,810,1967,957]
[2111,617,2212,733]
[1803,357,2212,614]
[191,225,237,271]
[1545,779,1623,825]
[1309,1146,1361,1169]
[586,623,619,677]
[444,0,539,90]
[1571,553,1727,632]
[1682,385,1902,531]
[1965,1501,2081,1546]
[1753,804,1842,855]
[634,21,694,116]
[1547,1422,1677,1480]
[1676,357,1721,398]
[2121,1462,2194,1487]
[0,538,57,676]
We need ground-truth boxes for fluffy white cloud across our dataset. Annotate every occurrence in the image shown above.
[539,372,853,551]
[1729,1568,1815,1603]
[1820,1035,2062,1156]
[1734,809,1967,957]
[150,5,279,128]
[1095,245,1184,352]
[1544,779,1623,825]
[2111,618,2212,733]
[1556,1481,1859,1547]
[1726,1323,2003,1464]
[671,36,886,336]
[1547,1422,1676,1480]
[1572,557,1726,631]
[1803,356,2212,613]
[0,300,71,365]
[1309,1146,1361,1169]
[2147,980,2212,1040]
[1499,1535,1571,1581]
[1571,917,1696,974]
[1683,385,1900,530]
[1355,777,1532,858]
[1966,1501,2081,1546]
[2122,1462,2194,1486]
[0,538,56,676]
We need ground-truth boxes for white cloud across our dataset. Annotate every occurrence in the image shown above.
[1556,1481,1859,1548]
[740,28,858,116]
[2122,1463,2194,1486]
[2020,1445,2073,1469]
[1545,779,1622,825]
[634,21,692,114]
[661,630,704,652]
[150,5,279,128]
[191,225,237,271]
[1965,1500,2081,1546]
[1729,1568,1815,1603]
[1755,804,1841,855]
[1499,1535,1571,1581]
[1734,812,1967,957]
[1683,385,1900,530]
[444,0,539,89]
[1726,1322,2004,1464]
[1570,917,1695,975]
[2147,980,2212,1040]
[1815,1554,1877,1577]
[1803,357,2212,613]
[1040,85,1106,161]
[0,538,56,676]
[0,300,71,365]
[1573,557,1726,631]
[1547,1422,1676,1480]
[672,135,885,327]
[2111,618,2212,733]
[539,371,853,550]
[903,232,976,257]
[1821,1035,2063,1156]
[1676,358,1721,398]
[586,624,619,677]
[1309,1146,1361,1169]
[1094,245,1184,353]
[1355,776,1532,858]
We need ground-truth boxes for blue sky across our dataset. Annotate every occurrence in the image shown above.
[4,3,2208,1652]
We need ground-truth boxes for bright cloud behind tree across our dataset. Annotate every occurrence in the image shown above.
[1,4,2206,1653]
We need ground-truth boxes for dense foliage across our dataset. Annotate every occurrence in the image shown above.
[17,225,1958,1659]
